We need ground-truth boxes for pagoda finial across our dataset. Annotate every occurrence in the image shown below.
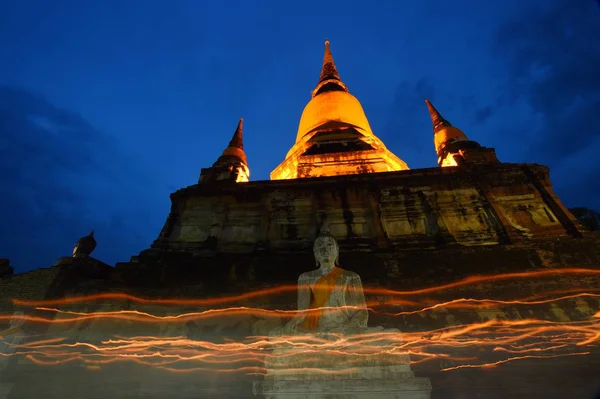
[312,40,348,97]
[425,99,452,133]
[319,39,341,84]
[323,40,333,67]
[227,118,244,149]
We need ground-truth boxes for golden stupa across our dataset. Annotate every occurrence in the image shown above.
[270,41,409,180]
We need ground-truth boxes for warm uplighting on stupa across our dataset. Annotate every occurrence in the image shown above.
[270,40,409,180]
[424,99,500,168]
[441,154,459,167]
[425,99,470,167]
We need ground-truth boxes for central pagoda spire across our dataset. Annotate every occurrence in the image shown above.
[270,40,409,180]
[312,40,348,97]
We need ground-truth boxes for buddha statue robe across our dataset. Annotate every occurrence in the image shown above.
[285,266,371,334]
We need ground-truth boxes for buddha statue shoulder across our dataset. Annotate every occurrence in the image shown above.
[280,226,382,335]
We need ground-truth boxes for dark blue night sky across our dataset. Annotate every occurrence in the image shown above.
[1,0,599,273]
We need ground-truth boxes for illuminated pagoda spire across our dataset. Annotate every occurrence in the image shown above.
[270,40,409,180]
[199,118,250,183]
[425,99,498,167]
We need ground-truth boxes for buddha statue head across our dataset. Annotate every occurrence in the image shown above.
[313,225,339,269]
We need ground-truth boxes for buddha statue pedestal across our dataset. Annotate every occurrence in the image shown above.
[253,227,431,398]
[254,332,431,399]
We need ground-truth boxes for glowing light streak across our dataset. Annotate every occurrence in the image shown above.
[520,287,600,301]
[7,315,598,375]
[492,344,568,354]
[440,352,591,372]
[11,268,600,307]
[2,293,597,327]
[4,306,378,325]
[380,293,600,315]
[25,354,83,366]
[12,288,299,307]
[157,366,265,374]
[17,337,66,347]
[263,367,364,375]
[3,268,600,376]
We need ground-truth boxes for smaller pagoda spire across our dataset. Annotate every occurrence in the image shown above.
[424,100,499,168]
[227,118,244,150]
[200,118,250,183]
[312,40,348,97]
[425,99,452,133]
[216,118,247,165]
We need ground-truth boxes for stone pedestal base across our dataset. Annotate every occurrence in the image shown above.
[254,338,432,399]
[254,376,431,399]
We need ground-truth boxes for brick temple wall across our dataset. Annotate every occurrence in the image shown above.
[151,163,582,257]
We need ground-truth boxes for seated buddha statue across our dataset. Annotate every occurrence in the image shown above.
[279,226,384,335]
[255,227,432,399]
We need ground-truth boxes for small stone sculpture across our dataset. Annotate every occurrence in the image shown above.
[72,231,97,258]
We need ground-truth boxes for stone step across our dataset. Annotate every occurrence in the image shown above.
[255,377,432,398]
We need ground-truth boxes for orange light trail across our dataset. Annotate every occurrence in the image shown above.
[519,287,600,301]
[3,314,597,375]
[378,293,600,315]
[11,267,600,307]
[439,352,591,372]
[3,267,600,376]
[0,305,378,325]
[492,344,568,354]
[3,289,597,327]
